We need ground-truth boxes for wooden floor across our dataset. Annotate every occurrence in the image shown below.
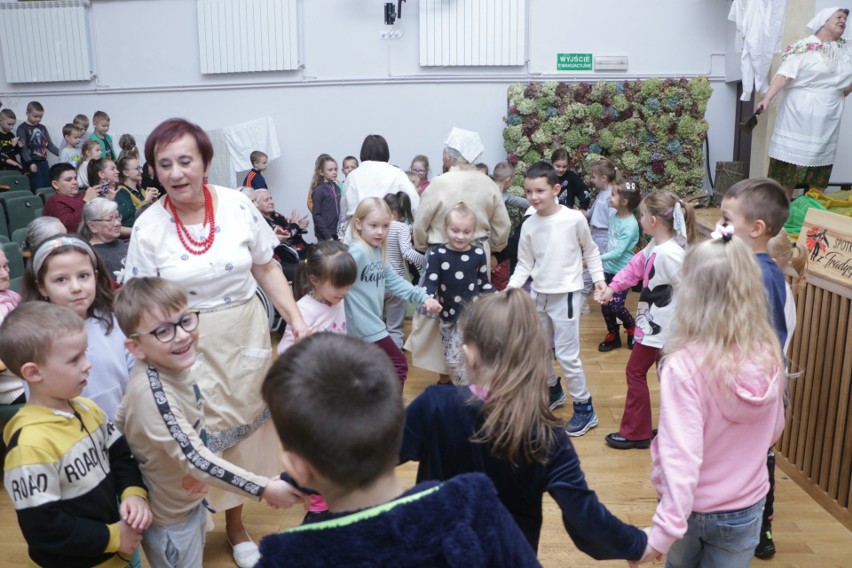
[0,299,849,566]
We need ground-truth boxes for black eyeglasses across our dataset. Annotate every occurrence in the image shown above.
[130,310,200,343]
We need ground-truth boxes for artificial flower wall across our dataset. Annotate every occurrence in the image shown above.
[504,78,712,198]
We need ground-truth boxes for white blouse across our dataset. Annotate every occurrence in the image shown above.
[770,36,852,167]
[123,185,279,309]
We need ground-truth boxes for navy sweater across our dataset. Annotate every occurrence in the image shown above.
[756,252,787,349]
[400,385,647,560]
[257,473,540,567]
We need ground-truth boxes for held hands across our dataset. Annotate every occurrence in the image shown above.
[628,543,663,566]
[593,282,613,304]
[117,520,144,555]
[120,494,153,531]
[627,528,663,567]
[422,297,442,314]
[262,478,310,510]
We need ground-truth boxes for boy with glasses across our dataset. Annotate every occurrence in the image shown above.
[114,277,305,568]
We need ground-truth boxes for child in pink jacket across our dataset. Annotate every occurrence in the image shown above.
[636,236,786,567]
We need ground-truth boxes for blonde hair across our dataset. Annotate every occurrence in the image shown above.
[590,158,617,182]
[443,202,475,233]
[461,289,559,465]
[80,139,100,161]
[768,229,808,293]
[406,171,422,188]
[667,238,783,386]
[641,190,697,245]
[350,197,391,261]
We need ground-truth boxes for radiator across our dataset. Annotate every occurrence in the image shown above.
[197,0,299,74]
[0,0,92,84]
[420,0,526,67]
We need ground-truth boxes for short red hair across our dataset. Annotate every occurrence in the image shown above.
[144,118,214,169]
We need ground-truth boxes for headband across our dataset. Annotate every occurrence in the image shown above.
[711,223,734,242]
[32,236,97,276]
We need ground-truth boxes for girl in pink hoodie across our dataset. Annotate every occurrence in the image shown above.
[636,236,786,567]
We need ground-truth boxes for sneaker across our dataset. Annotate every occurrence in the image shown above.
[598,332,622,352]
[549,377,567,410]
[605,432,651,449]
[566,399,598,437]
[626,327,635,350]
[754,523,776,559]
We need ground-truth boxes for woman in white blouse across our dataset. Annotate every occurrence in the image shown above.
[338,134,420,237]
[123,118,308,568]
[759,7,852,200]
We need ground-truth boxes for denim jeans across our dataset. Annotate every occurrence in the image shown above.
[666,498,764,568]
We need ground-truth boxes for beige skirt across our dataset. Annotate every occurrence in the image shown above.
[195,296,281,511]
[404,312,449,375]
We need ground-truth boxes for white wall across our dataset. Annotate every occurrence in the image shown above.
[0,0,740,218]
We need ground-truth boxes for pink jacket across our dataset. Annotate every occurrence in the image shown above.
[648,344,785,553]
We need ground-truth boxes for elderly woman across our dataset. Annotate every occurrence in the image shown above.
[79,198,128,282]
[23,216,66,253]
[123,118,308,567]
[339,134,420,236]
[409,127,511,382]
[759,7,852,200]
[255,188,309,280]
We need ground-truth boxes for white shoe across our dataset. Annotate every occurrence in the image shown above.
[230,538,260,568]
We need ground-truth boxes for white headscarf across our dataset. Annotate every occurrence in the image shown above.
[807,6,848,35]
[444,127,484,164]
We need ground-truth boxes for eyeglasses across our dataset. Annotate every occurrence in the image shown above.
[411,168,426,175]
[129,310,200,343]
[94,215,121,223]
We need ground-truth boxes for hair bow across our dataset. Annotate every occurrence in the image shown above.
[711,223,734,242]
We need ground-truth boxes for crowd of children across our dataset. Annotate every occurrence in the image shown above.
[0,101,804,567]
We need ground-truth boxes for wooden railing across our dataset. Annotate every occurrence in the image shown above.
[776,208,852,531]
[778,271,852,529]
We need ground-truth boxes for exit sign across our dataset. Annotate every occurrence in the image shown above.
[557,53,593,71]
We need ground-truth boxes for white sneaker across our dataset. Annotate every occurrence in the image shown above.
[230,539,260,568]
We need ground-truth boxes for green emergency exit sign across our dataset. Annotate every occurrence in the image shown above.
[557,53,593,71]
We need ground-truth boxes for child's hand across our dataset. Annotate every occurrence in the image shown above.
[292,324,315,341]
[120,495,153,531]
[29,163,37,173]
[594,286,614,305]
[10,137,18,146]
[181,474,208,496]
[117,519,144,554]
[627,528,662,566]
[262,478,309,510]
[628,543,662,566]
[422,298,442,313]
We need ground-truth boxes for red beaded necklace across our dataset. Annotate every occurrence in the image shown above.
[164,184,216,255]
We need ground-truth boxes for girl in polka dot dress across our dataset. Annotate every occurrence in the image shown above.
[422,203,493,384]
